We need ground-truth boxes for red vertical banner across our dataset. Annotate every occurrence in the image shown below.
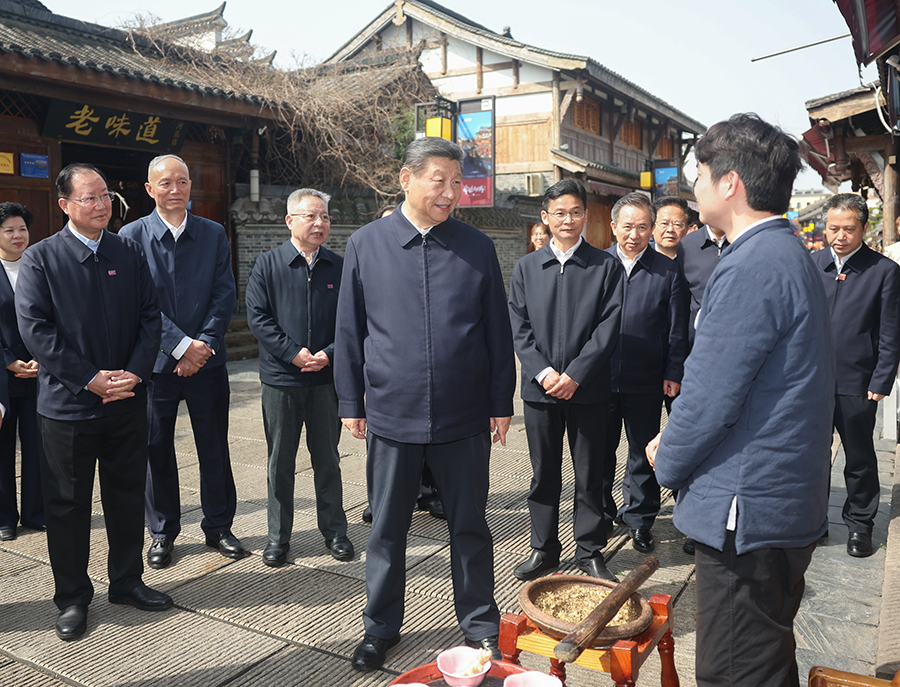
[457,97,495,207]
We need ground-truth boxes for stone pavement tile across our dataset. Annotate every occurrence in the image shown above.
[0,560,286,687]
[802,573,881,626]
[138,537,235,594]
[177,459,267,500]
[226,436,270,469]
[231,644,388,687]
[795,609,879,663]
[0,658,74,687]
[0,543,45,573]
[486,471,531,510]
[228,414,265,440]
[805,547,886,600]
[335,451,369,486]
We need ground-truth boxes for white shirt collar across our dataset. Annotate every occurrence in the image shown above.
[831,244,863,272]
[399,201,433,237]
[615,244,648,277]
[156,208,187,241]
[549,235,583,264]
[706,225,727,247]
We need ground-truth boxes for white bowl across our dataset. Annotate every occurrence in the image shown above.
[436,646,492,687]
[503,672,563,687]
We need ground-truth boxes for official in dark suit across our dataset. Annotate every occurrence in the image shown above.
[0,202,41,541]
[334,137,516,672]
[651,195,689,262]
[680,222,728,345]
[246,188,353,568]
[812,193,900,558]
[119,155,241,569]
[602,192,688,555]
[16,163,171,642]
[508,179,623,583]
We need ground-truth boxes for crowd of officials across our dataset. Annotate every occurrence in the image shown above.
[0,112,897,687]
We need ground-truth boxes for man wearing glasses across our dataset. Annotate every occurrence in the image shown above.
[246,188,353,567]
[651,195,689,262]
[16,163,171,641]
[508,179,623,582]
[120,155,242,570]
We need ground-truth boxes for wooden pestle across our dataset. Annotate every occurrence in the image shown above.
[553,556,660,663]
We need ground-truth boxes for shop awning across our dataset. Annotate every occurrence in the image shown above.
[833,0,900,65]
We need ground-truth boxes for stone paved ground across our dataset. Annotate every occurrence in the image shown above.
[0,358,893,686]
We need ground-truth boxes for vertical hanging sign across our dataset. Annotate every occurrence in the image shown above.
[456,97,495,207]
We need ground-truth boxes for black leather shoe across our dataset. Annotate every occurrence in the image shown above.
[682,538,695,555]
[22,522,46,532]
[576,556,618,582]
[362,505,373,523]
[205,530,246,559]
[109,582,173,611]
[465,634,501,661]
[147,538,174,569]
[0,527,15,541]
[263,541,289,567]
[325,535,355,561]
[630,528,655,553]
[55,604,87,641]
[513,551,559,581]
[351,632,400,671]
[847,531,874,558]
[417,494,446,520]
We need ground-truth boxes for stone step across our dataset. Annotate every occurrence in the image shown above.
[227,343,259,362]
[226,330,258,348]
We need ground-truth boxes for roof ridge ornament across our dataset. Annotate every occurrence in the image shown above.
[393,0,406,26]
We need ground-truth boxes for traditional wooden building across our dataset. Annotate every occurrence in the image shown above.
[326,0,706,249]
[0,0,276,245]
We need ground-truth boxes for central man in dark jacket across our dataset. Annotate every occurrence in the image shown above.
[334,137,516,672]
[507,179,623,582]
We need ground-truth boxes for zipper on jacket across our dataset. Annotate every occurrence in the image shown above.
[307,260,314,351]
[422,234,434,442]
[94,252,114,368]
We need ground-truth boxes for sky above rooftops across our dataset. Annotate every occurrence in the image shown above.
[65,0,877,191]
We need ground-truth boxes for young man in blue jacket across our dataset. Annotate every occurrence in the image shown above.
[647,114,834,687]
[604,192,688,555]
[246,188,352,568]
[508,179,623,582]
[812,193,900,557]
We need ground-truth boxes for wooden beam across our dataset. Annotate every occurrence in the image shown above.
[609,104,628,161]
[476,47,483,94]
[650,120,669,157]
[559,89,574,122]
[424,61,515,79]
[885,140,899,246]
[406,17,413,48]
[844,133,892,154]
[440,32,447,75]
[431,82,551,100]
[808,90,884,123]
[512,59,519,88]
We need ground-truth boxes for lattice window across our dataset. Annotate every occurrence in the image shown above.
[621,118,642,150]
[184,122,226,144]
[656,134,674,159]
[572,96,601,136]
[0,89,48,121]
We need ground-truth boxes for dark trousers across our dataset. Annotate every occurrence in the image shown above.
[602,392,663,530]
[39,410,148,609]
[145,365,236,540]
[833,394,880,532]
[523,401,608,563]
[695,530,815,687]
[0,394,43,529]
[261,382,347,543]
[364,431,498,641]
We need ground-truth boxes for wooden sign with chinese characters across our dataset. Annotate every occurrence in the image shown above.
[42,100,186,152]
[0,152,13,175]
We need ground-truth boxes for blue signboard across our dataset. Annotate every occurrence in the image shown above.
[20,153,49,179]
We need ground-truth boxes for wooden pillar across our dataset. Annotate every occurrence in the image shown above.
[440,32,447,75]
[406,18,413,48]
[476,47,483,94]
[884,139,899,246]
[512,59,519,89]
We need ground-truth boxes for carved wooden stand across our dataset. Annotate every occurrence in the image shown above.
[498,593,679,687]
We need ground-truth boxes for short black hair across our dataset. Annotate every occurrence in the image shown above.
[0,202,33,229]
[695,113,801,216]
[653,195,689,222]
[401,137,464,176]
[824,193,868,226]
[56,163,108,198]
[542,179,586,212]
[686,208,701,227]
[611,192,653,223]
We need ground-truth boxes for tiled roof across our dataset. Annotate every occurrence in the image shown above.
[805,83,877,110]
[0,0,264,105]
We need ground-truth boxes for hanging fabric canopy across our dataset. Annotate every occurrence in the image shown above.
[833,0,900,65]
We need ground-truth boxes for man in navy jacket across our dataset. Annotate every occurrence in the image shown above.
[647,115,834,686]
[603,192,688,555]
[246,188,352,568]
[812,193,900,558]
[508,179,623,583]
[119,155,241,570]
[680,222,729,345]
[335,137,516,671]
[17,163,171,642]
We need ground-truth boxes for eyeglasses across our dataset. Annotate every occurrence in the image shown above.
[655,221,686,230]
[62,193,115,205]
[290,212,331,223]
[547,210,585,221]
